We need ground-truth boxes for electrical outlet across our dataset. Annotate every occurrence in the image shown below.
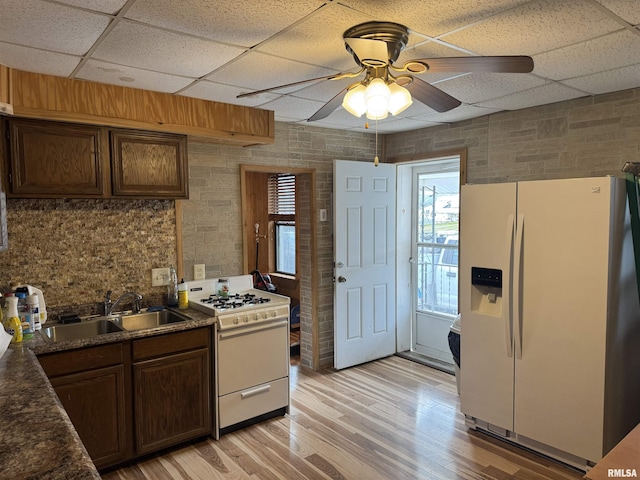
[194,264,206,280]
[152,268,170,287]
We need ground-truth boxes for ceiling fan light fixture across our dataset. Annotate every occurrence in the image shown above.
[387,82,413,115]
[364,78,390,119]
[342,84,367,117]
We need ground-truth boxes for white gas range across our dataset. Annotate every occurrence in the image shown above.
[188,275,291,438]
[188,275,290,329]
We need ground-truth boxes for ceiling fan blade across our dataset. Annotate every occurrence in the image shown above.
[345,38,389,66]
[307,87,350,122]
[236,73,346,99]
[405,77,462,113]
[409,56,534,73]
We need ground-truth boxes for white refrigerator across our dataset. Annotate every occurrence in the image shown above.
[459,176,640,470]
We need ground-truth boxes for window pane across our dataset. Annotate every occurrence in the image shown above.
[276,223,296,275]
[415,170,459,316]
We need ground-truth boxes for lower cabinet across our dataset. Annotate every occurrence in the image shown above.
[132,328,211,454]
[38,343,129,470]
[38,326,212,470]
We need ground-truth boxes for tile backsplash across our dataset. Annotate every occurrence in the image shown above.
[0,198,177,317]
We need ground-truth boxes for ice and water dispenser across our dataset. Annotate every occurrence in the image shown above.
[470,267,503,316]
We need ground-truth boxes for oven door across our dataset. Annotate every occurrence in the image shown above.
[216,318,289,396]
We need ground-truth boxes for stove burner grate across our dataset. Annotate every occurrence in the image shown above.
[199,293,271,309]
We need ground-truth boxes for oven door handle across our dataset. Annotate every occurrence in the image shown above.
[218,319,289,339]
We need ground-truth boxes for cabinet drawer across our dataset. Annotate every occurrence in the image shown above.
[38,342,124,377]
[132,327,209,361]
[219,376,289,429]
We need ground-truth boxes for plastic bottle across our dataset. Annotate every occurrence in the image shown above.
[16,292,32,339]
[27,293,41,332]
[3,296,22,343]
[178,279,188,310]
[167,266,178,307]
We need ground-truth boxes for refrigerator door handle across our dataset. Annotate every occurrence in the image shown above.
[513,213,525,359]
[505,214,515,358]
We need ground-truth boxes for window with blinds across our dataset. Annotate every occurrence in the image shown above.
[268,174,296,215]
[268,174,296,275]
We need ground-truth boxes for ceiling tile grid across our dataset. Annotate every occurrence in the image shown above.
[0,0,639,133]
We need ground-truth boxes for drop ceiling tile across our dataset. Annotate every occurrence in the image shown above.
[419,104,502,123]
[207,51,340,92]
[561,63,640,94]
[125,0,324,47]
[440,0,624,56]
[339,0,530,37]
[476,82,586,110]
[533,30,640,81]
[92,20,245,77]
[0,0,111,55]
[180,80,280,107]
[256,3,375,71]
[0,42,81,77]
[55,0,127,15]
[434,72,547,104]
[595,0,640,24]
[76,59,195,92]
[260,96,326,122]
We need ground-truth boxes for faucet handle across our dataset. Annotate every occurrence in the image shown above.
[104,290,113,301]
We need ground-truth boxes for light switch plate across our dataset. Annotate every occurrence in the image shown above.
[152,268,170,287]
[194,264,206,280]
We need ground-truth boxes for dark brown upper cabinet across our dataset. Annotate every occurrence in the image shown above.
[7,118,108,198]
[110,129,188,199]
[5,118,188,199]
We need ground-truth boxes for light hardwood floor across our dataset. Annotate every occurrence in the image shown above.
[101,356,585,480]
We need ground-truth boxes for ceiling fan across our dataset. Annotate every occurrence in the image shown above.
[237,21,534,122]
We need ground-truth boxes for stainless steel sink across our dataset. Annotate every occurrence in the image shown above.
[42,319,124,342]
[114,310,190,331]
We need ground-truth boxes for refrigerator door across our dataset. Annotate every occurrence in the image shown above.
[514,177,610,461]
[460,182,516,431]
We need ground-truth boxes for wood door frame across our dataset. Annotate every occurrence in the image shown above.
[240,164,319,370]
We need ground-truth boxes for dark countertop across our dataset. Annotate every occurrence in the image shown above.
[0,308,214,480]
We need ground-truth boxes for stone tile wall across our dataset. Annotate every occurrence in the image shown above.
[0,198,176,317]
[386,88,640,183]
[183,123,378,368]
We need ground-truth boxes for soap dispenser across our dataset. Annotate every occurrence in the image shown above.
[167,266,179,307]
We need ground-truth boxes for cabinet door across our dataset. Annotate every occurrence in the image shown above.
[51,364,127,469]
[133,348,210,454]
[110,130,188,198]
[8,118,107,197]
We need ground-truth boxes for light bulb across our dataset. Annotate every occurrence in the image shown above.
[364,78,390,119]
[387,82,413,115]
[342,84,367,117]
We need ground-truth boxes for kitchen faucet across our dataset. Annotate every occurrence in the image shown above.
[104,290,143,316]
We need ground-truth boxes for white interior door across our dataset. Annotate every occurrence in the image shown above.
[334,159,396,370]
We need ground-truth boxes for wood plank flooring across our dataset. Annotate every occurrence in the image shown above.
[101,356,585,480]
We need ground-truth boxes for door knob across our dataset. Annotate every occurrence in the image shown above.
[338,276,347,283]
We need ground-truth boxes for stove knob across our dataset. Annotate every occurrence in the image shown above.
[270,310,277,318]
[233,318,239,325]
[253,313,259,321]
[243,316,249,323]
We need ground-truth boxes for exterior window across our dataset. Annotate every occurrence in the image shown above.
[268,174,296,275]
[415,168,460,316]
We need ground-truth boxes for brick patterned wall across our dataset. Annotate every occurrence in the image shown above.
[386,88,640,183]
[183,123,377,368]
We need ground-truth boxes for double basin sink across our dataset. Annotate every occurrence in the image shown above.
[42,310,191,343]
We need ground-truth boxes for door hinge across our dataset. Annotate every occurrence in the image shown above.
[7,173,11,185]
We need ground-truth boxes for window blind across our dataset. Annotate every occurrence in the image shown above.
[268,174,296,215]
